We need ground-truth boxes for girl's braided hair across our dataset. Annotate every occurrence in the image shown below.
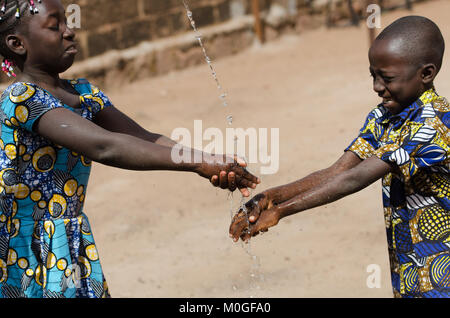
[0,0,41,76]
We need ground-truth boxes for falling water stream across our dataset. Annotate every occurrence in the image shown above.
[182,0,264,295]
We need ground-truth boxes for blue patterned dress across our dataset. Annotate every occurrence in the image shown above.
[0,78,111,298]
[346,89,450,297]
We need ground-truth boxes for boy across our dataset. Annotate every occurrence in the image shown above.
[229,15,449,298]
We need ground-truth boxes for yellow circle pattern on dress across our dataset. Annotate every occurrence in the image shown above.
[17,257,28,269]
[44,220,55,238]
[57,258,68,271]
[38,200,47,209]
[32,146,56,173]
[46,252,57,269]
[35,265,47,288]
[30,190,42,202]
[49,194,67,218]
[9,84,35,103]
[4,144,16,160]
[64,179,78,197]
[0,259,7,283]
[85,244,99,261]
[14,183,30,199]
[7,249,17,266]
[15,105,29,123]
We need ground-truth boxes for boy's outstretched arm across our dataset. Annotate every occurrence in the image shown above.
[230,155,393,242]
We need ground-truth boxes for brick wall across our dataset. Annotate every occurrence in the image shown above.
[64,0,426,62]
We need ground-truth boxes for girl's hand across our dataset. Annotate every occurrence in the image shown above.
[228,191,279,242]
[196,154,260,197]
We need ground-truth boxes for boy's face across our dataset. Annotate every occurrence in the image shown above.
[369,38,425,115]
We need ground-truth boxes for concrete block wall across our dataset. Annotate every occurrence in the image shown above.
[61,0,426,62]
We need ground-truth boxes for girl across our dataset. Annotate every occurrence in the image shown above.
[0,0,259,298]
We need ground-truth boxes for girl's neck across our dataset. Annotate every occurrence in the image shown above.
[16,67,63,89]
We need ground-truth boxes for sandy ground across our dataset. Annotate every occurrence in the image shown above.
[82,0,450,298]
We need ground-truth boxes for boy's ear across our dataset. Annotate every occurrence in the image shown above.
[420,63,438,84]
[5,34,26,56]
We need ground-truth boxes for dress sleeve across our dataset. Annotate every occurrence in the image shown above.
[374,122,449,181]
[1,83,65,132]
[345,108,382,160]
[80,82,113,117]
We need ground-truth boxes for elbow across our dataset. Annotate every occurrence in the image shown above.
[81,135,118,165]
[335,171,367,197]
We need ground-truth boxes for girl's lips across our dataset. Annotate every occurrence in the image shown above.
[65,45,78,54]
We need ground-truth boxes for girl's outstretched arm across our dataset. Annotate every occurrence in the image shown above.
[93,106,178,147]
[35,107,259,194]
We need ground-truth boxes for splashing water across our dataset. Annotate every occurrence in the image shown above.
[182,0,231,122]
[182,0,263,295]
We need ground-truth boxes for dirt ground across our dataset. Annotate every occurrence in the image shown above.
[83,0,450,298]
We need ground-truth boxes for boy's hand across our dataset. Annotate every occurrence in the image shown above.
[229,191,279,242]
[196,154,260,197]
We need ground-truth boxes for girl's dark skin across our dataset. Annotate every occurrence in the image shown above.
[230,35,439,242]
[4,0,260,196]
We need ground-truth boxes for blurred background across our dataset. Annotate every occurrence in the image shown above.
[17,0,449,297]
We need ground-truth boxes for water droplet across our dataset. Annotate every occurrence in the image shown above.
[220,93,227,99]
[187,10,193,18]
[226,115,233,125]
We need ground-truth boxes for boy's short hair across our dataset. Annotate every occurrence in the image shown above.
[375,16,445,72]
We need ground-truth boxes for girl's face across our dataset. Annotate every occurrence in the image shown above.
[369,38,426,115]
[21,0,77,74]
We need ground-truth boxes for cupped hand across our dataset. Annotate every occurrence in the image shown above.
[228,191,279,242]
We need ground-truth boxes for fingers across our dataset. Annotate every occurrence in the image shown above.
[234,155,247,167]
[229,210,250,242]
[219,171,228,189]
[228,172,237,192]
[210,175,219,187]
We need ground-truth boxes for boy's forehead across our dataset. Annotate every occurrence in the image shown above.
[369,38,412,68]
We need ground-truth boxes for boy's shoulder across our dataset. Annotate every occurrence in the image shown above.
[430,95,450,113]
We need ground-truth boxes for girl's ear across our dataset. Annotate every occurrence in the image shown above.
[420,63,438,85]
[5,34,26,56]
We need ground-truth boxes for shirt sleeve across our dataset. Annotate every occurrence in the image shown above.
[374,122,449,181]
[1,83,65,132]
[345,108,381,160]
[79,82,113,117]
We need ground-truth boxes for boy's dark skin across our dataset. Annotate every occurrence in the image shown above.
[4,0,260,196]
[230,26,439,242]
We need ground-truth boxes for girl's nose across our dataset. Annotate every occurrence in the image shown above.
[64,25,76,40]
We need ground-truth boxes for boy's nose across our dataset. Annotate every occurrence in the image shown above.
[373,77,385,94]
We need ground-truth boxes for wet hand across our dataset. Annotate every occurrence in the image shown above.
[229,192,279,242]
[198,155,260,197]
